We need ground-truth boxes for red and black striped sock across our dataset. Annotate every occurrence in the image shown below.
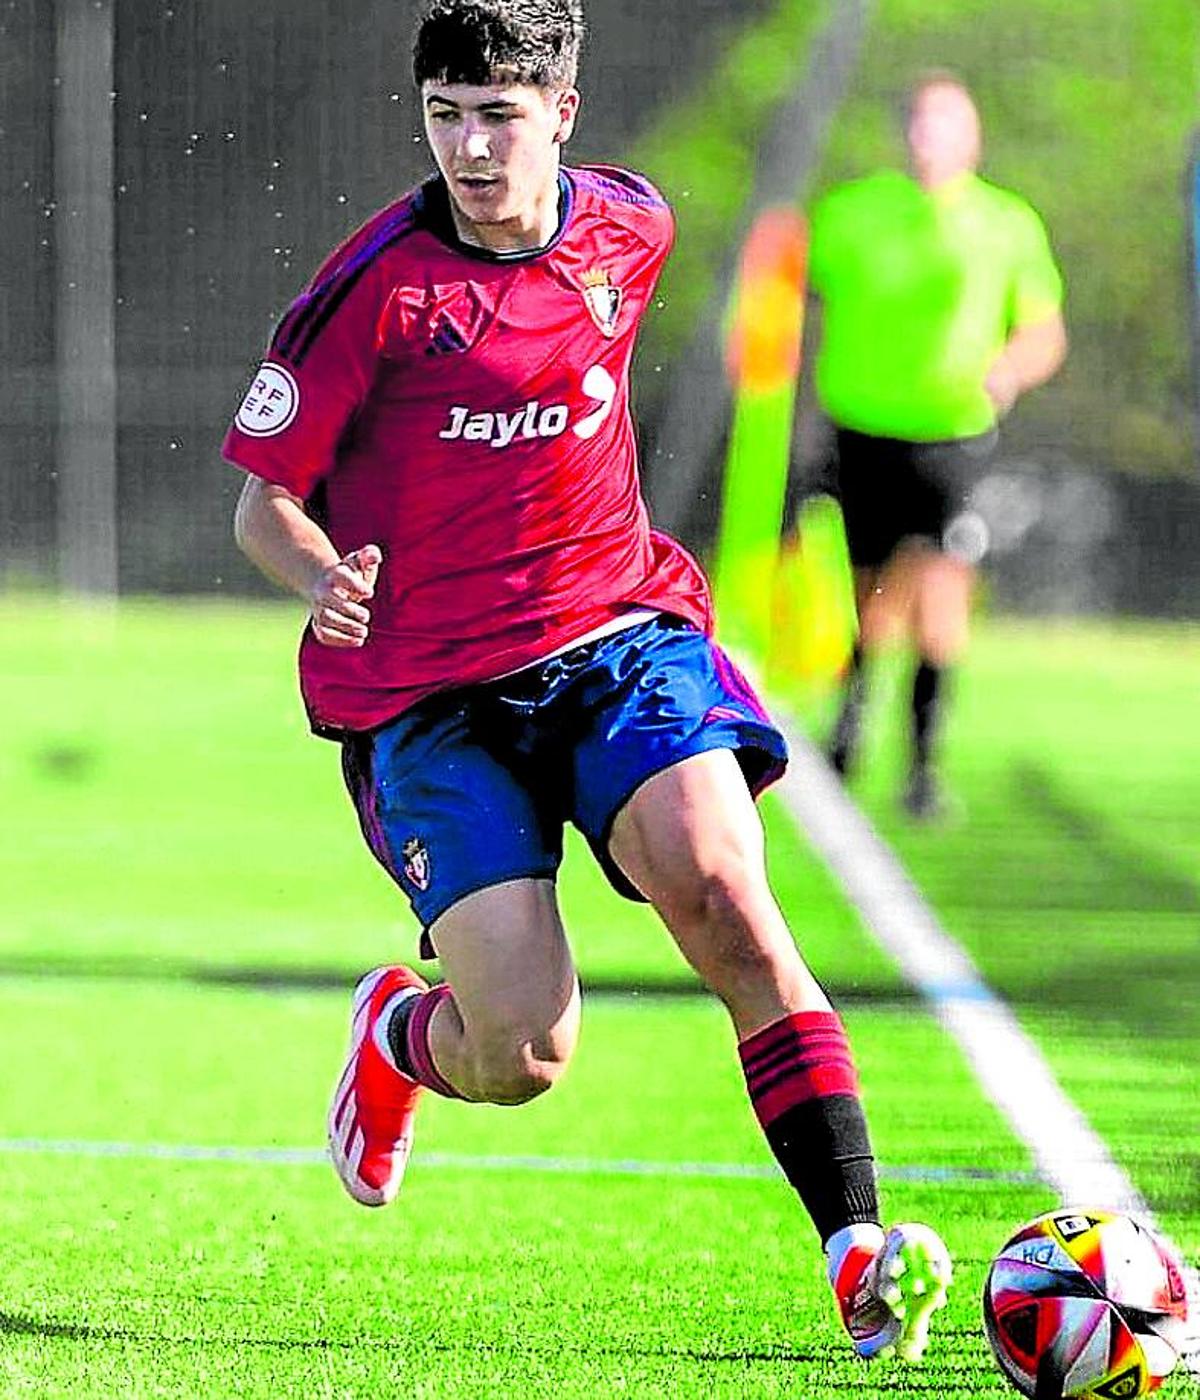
[386,984,465,1099]
[739,1009,880,1245]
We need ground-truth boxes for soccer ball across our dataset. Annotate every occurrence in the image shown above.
[983,1208,1189,1398]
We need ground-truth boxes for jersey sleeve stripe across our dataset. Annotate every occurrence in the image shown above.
[570,164,669,209]
[272,206,417,366]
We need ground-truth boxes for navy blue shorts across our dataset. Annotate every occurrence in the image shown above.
[341,616,787,955]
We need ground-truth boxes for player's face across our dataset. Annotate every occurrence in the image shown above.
[906,83,981,187]
[422,79,580,250]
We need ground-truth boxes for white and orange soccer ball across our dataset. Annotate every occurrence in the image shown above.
[983,1209,1190,1398]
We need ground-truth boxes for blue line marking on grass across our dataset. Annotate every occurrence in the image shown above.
[915,979,999,1004]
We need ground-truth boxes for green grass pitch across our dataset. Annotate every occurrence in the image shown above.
[0,599,1196,1397]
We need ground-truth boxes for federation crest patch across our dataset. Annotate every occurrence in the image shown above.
[581,268,622,337]
[235,361,299,437]
[401,837,431,892]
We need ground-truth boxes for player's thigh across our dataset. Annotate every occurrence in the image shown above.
[427,877,581,1070]
[608,748,804,993]
[608,746,766,910]
[568,618,786,898]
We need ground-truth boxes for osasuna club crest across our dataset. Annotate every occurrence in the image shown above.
[581,268,622,337]
[401,837,431,892]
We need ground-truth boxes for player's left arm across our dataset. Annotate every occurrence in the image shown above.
[985,201,1068,415]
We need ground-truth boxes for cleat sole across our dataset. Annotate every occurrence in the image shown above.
[882,1225,953,1363]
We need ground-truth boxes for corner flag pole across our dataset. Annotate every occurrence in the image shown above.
[55,0,118,597]
[1188,126,1200,470]
[712,207,808,665]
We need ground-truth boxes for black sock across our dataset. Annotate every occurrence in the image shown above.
[739,1011,880,1245]
[830,643,868,772]
[843,641,867,707]
[911,659,949,770]
[385,991,421,1079]
[765,1096,880,1243]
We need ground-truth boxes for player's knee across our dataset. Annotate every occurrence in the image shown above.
[469,1034,574,1106]
[916,609,970,665]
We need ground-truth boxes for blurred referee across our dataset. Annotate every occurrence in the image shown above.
[808,72,1066,817]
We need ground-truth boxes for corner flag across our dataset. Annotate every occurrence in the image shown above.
[712,208,808,664]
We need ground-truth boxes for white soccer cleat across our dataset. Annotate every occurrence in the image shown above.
[834,1222,953,1361]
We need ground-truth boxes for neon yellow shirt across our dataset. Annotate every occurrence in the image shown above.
[808,170,1063,441]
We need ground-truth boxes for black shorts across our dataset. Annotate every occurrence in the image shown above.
[834,426,997,569]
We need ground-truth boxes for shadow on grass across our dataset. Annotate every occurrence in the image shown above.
[0,953,917,1008]
[0,1308,826,1365]
[1011,762,1199,914]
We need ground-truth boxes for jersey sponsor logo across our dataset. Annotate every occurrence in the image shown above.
[574,364,617,440]
[437,365,617,448]
[581,268,622,337]
[235,362,300,437]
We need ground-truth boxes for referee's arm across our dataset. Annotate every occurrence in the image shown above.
[984,311,1067,416]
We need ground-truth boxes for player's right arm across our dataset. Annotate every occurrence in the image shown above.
[223,203,418,647]
[234,475,380,649]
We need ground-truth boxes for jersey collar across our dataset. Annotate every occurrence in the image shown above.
[415,171,574,263]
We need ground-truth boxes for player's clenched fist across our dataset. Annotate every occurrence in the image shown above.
[309,545,382,648]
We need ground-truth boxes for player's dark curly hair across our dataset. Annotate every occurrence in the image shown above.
[413,0,585,89]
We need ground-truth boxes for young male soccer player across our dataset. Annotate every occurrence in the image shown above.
[810,74,1066,817]
[225,0,951,1362]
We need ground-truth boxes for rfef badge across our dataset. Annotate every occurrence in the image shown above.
[235,362,300,437]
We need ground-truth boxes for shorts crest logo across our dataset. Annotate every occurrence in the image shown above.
[235,362,299,437]
[581,268,622,337]
[401,837,431,892]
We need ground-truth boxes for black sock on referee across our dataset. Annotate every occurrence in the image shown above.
[911,658,949,770]
[844,640,867,705]
[829,642,868,774]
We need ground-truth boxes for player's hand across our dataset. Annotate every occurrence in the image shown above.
[984,358,1020,416]
[309,545,382,648]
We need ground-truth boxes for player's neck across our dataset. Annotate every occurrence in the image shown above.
[911,162,976,195]
[448,175,563,254]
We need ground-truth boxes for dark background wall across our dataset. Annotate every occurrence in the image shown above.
[1,0,770,593]
[3,1,1196,614]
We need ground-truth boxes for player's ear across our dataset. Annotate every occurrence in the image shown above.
[552,87,580,144]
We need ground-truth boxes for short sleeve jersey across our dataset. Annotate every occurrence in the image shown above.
[808,170,1064,441]
[223,166,712,735]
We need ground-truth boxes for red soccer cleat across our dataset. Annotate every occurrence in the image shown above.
[327,965,427,1207]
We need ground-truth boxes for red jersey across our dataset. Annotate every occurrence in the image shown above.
[223,164,712,735]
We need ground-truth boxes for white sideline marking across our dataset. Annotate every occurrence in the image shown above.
[772,718,1147,1214]
[774,721,1200,1370]
[0,1137,1038,1186]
